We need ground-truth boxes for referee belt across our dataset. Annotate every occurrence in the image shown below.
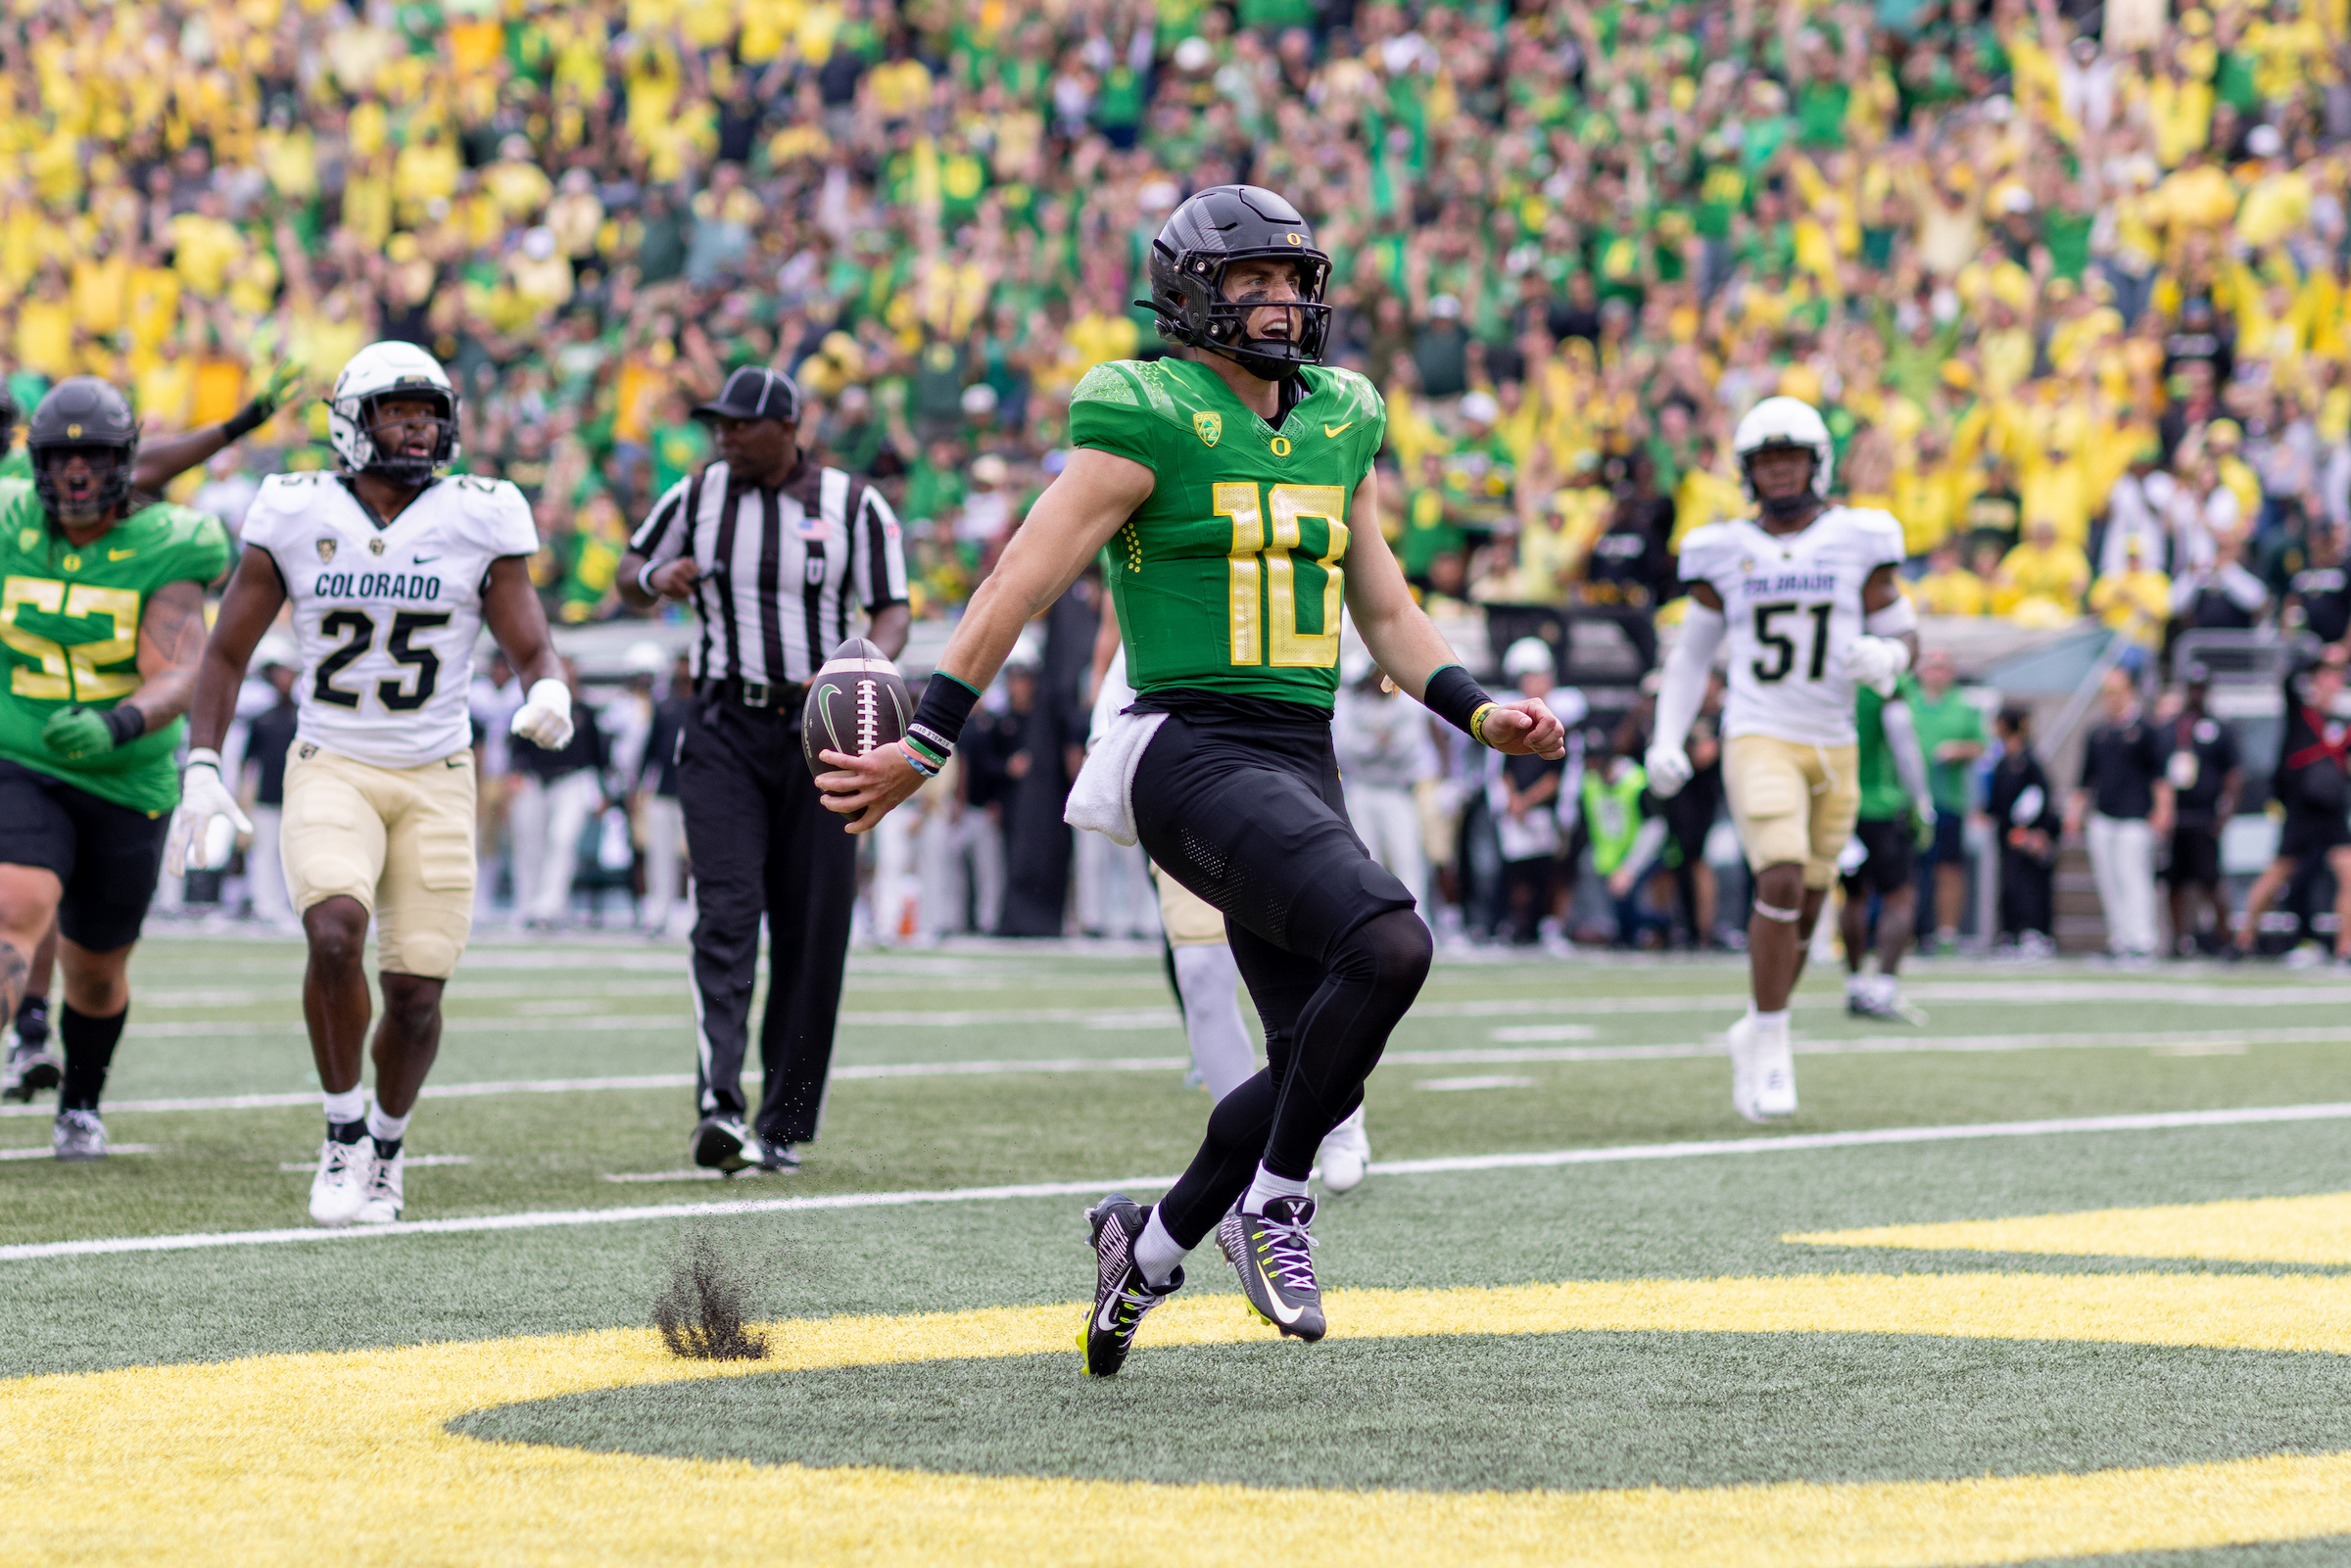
[700,677,806,711]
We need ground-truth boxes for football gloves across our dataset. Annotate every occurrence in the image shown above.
[1644,742,1694,799]
[42,707,120,761]
[510,678,575,750]
[1842,635,1910,696]
[167,749,254,876]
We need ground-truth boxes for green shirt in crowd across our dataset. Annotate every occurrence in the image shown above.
[1909,684,1988,813]
[1070,356,1385,711]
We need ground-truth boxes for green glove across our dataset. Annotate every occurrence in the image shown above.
[254,356,306,415]
[43,706,119,761]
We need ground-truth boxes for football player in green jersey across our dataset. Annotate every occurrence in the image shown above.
[1836,676,1935,1023]
[817,185,1565,1371]
[0,380,237,1159]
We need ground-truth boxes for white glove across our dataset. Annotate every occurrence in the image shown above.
[1842,635,1911,696]
[510,678,575,751]
[167,749,254,877]
[1644,742,1694,799]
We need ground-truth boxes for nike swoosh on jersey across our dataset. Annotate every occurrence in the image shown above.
[108,548,136,560]
[1322,421,1355,439]
[412,554,443,564]
[1253,1254,1306,1324]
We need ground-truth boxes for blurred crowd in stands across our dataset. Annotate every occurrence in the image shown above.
[17,0,2351,956]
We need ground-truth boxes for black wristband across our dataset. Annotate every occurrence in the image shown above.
[1422,664,1496,739]
[223,401,269,441]
[102,705,147,745]
[910,671,983,752]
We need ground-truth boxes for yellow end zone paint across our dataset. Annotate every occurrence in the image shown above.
[10,1274,2351,1564]
[1790,1192,2351,1265]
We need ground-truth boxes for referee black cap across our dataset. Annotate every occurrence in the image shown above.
[694,366,801,426]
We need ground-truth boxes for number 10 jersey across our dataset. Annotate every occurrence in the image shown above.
[1675,506,1906,747]
[240,472,540,769]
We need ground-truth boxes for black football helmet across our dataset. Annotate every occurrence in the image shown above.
[1140,185,1333,381]
[27,377,139,522]
[0,382,17,461]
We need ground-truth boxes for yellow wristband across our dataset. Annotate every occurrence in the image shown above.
[1468,702,1497,747]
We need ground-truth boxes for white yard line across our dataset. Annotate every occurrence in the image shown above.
[11,1024,2347,1123]
[11,1102,2351,1263]
[0,1144,155,1161]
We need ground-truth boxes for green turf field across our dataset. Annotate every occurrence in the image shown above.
[7,932,2351,1565]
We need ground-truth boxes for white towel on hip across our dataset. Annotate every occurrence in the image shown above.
[1065,708,1168,846]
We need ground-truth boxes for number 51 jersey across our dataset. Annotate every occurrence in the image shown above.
[239,473,540,769]
[1675,506,1905,747]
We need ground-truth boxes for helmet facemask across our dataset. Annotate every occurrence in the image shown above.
[33,441,136,526]
[1741,441,1823,523]
[353,388,458,486]
[1154,249,1334,381]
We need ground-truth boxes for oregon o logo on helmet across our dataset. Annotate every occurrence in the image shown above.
[1285,233,1302,245]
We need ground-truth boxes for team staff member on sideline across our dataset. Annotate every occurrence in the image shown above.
[814,186,1562,1369]
[0,368,304,1126]
[176,342,573,1225]
[2065,669,2172,965]
[2233,645,2351,963]
[2161,670,2241,957]
[616,366,909,1174]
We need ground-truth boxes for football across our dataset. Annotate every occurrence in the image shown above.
[801,637,913,783]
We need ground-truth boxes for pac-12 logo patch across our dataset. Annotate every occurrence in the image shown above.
[316,539,337,564]
[1193,411,1221,448]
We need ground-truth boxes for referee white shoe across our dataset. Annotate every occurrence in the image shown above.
[1317,1108,1370,1194]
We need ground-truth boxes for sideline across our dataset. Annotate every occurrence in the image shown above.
[9,1101,2350,1263]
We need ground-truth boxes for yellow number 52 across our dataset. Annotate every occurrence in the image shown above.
[1,577,142,701]
[1217,482,1349,668]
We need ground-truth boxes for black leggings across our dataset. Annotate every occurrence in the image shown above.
[1129,699,1431,1248]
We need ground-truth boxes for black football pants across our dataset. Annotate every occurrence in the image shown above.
[678,695,856,1145]
[1132,706,1429,1249]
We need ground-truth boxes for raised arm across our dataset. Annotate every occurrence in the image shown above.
[133,362,306,496]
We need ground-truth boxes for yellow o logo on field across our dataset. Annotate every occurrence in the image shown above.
[12,1269,2351,1565]
[1269,435,1292,457]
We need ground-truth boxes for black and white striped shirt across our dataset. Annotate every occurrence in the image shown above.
[629,456,909,687]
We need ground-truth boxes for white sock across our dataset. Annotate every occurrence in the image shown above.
[1134,1208,1185,1288]
[1844,972,1865,994]
[1751,1008,1790,1038]
[322,1087,366,1129]
[366,1104,410,1148]
[1243,1164,1311,1215]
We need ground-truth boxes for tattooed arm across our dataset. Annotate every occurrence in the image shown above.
[125,579,210,730]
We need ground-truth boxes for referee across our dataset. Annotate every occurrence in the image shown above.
[617,367,909,1172]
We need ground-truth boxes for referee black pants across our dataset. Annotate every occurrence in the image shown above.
[678,696,857,1145]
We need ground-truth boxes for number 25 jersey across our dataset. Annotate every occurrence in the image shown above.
[1070,357,1385,712]
[1676,506,1905,747]
[240,473,540,769]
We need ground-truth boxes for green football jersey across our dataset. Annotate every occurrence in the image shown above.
[1071,357,1386,711]
[1853,673,1923,823]
[0,493,232,814]
[0,448,28,481]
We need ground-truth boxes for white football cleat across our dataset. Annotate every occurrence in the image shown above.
[309,1136,373,1226]
[1749,1023,1798,1119]
[1318,1108,1371,1194]
[1727,1015,1759,1117]
[354,1148,405,1224]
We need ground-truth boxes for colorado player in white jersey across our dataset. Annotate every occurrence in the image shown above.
[1645,398,1918,1120]
[171,343,573,1225]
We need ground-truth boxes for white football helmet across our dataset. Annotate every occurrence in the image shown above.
[327,342,459,485]
[1733,395,1834,500]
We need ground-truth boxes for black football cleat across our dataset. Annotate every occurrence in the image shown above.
[2,1039,62,1103]
[1080,1194,1182,1377]
[1218,1194,1325,1342]
[753,1136,801,1172]
[690,1115,757,1174]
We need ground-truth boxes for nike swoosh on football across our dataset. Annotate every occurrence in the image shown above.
[1254,1255,1306,1324]
[1322,421,1355,438]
